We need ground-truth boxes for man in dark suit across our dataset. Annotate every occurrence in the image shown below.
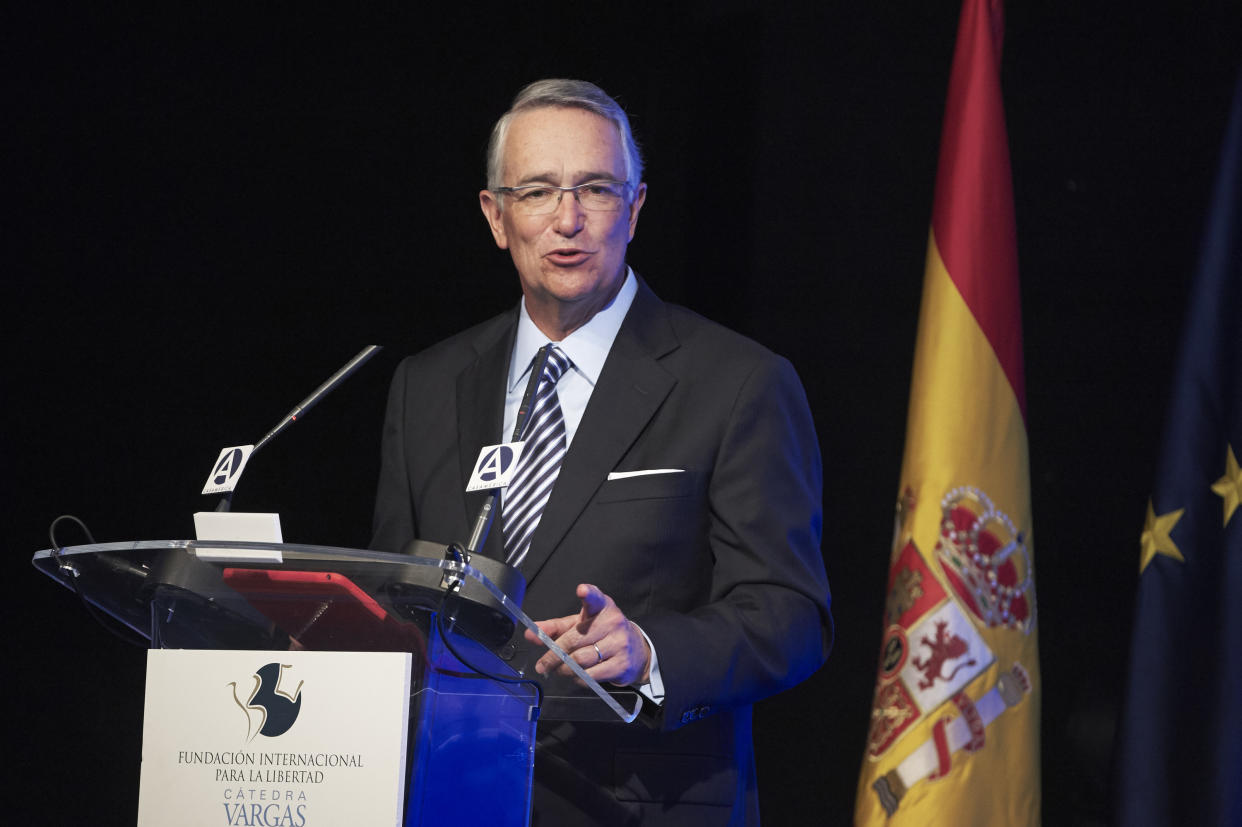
[371,79,832,825]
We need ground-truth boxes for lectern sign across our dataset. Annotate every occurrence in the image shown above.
[138,650,411,827]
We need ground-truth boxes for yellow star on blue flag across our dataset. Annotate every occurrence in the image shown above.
[1210,443,1241,526]
[1139,500,1185,572]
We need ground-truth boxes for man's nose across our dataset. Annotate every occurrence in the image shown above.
[552,189,586,235]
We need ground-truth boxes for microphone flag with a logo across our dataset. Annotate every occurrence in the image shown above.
[854,0,1041,824]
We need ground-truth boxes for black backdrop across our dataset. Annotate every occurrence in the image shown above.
[6,3,1240,825]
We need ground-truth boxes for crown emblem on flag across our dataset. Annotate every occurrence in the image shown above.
[934,487,1034,632]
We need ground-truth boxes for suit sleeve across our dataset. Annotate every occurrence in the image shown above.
[637,355,832,731]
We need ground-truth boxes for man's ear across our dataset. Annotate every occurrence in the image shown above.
[479,189,509,249]
[626,183,648,242]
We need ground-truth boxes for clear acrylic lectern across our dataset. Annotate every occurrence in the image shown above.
[32,540,641,826]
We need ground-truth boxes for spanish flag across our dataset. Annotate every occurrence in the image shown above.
[854,0,1041,824]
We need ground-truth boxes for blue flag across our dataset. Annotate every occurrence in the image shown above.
[1114,68,1242,826]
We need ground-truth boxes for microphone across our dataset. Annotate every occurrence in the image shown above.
[207,345,383,512]
[253,345,383,454]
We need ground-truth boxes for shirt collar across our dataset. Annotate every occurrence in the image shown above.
[507,267,638,392]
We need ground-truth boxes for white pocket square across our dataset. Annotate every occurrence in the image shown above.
[606,469,685,480]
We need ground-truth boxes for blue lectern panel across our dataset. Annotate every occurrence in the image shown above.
[406,626,536,827]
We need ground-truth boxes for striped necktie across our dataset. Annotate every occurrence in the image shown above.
[503,345,572,567]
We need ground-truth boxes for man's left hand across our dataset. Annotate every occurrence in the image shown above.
[526,583,652,687]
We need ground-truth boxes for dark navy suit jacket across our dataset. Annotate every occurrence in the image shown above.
[371,277,832,825]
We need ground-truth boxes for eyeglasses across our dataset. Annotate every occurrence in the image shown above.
[494,180,630,216]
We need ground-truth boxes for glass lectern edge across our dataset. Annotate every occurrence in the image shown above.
[32,541,641,723]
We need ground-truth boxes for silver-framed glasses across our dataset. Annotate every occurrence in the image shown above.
[494,180,630,215]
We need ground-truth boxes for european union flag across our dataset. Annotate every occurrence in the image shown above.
[1115,68,1242,826]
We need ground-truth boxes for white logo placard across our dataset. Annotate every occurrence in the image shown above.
[138,649,411,827]
[466,442,526,492]
[202,445,256,495]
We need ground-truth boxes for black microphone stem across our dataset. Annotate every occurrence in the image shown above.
[253,345,383,455]
[215,345,383,512]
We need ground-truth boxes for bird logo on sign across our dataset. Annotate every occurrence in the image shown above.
[229,662,303,742]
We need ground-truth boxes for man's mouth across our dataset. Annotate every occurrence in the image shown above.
[546,248,591,266]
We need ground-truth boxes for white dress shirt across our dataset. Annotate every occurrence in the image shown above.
[503,267,638,443]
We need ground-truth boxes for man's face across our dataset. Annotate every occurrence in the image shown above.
[479,106,646,333]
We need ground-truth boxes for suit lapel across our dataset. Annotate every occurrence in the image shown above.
[518,280,680,584]
[456,312,517,562]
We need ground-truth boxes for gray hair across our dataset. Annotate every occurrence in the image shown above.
[485,78,644,191]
